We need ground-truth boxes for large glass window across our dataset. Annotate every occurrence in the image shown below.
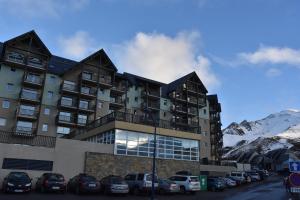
[20,105,35,116]
[57,126,70,135]
[114,129,199,161]
[78,114,87,125]
[16,121,33,133]
[58,112,71,122]
[79,100,89,109]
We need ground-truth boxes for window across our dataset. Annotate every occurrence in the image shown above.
[10,67,16,72]
[163,112,166,117]
[63,80,76,91]
[79,100,89,109]
[47,91,53,99]
[2,158,53,171]
[78,115,87,125]
[57,126,70,135]
[135,86,138,91]
[134,97,138,102]
[61,96,73,106]
[2,100,10,109]
[98,102,103,109]
[164,100,167,106]
[58,112,71,122]
[0,118,6,126]
[6,83,14,91]
[16,121,33,133]
[42,124,48,132]
[44,108,50,115]
[100,89,105,94]
[20,105,35,116]
[203,109,207,114]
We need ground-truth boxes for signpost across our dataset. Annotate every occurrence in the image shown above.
[289,161,300,173]
[289,162,300,193]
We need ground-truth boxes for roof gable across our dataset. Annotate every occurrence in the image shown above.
[79,49,117,72]
[4,30,51,56]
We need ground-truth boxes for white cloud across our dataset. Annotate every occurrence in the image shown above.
[239,46,300,66]
[114,31,220,90]
[0,0,89,18]
[58,31,96,60]
[266,68,282,77]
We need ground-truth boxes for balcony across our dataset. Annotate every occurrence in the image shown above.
[142,90,160,99]
[109,97,124,109]
[58,98,77,111]
[80,87,97,99]
[188,120,199,127]
[5,51,47,72]
[56,114,76,127]
[61,81,78,95]
[145,101,160,110]
[80,72,98,86]
[111,84,126,95]
[99,76,112,88]
[23,73,43,88]
[13,126,36,137]
[16,107,38,121]
[77,118,88,127]
[78,102,96,113]
[188,108,198,116]
[171,105,187,114]
[19,89,40,104]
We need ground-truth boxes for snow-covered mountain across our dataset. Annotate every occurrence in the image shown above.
[222,109,300,159]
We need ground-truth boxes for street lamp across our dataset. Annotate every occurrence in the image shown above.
[144,108,157,200]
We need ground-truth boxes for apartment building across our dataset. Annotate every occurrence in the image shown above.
[207,95,223,161]
[0,30,221,163]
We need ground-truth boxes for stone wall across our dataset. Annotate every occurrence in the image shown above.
[84,152,236,179]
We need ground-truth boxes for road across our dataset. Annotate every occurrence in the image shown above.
[0,175,295,200]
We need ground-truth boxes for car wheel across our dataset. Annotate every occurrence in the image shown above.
[211,187,216,192]
[41,186,46,193]
[180,186,186,194]
[159,188,166,195]
[75,186,81,195]
[133,187,139,195]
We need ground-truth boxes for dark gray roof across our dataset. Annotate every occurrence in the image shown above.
[123,72,165,86]
[161,71,208,97]
[48,55,78,75]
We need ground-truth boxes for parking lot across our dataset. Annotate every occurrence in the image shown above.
[0,175,293,200]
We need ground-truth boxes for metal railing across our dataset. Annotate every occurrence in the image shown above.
[62,82,77,92]
[80,87,97,96]
[0,130,56,148]
[17,108,38,118]
[99,77,112,85]
[24,74,42,85]
[81,72,97,82]
[84,111,201,134]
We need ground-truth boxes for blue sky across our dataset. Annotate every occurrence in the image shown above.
[0,0,300,127]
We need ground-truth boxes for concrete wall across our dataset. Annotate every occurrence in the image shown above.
[0,138,114,188]
[85,152,236,179]
[0,65,23,99]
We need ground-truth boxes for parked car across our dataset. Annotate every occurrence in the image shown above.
[100,175,129,195]
[158,179,180,194]
[169,175,200,194]
[124,173,158,195]
[67,174,100,194]
[220,177,237,188]
[36,173,66,193]
[2,172,32,193]
[207,177,226,191]
[246,171,261,182]
[228,172,246,184]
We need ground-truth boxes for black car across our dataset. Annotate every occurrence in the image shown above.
[67,174,100,194]
[36,173,66,193]
[207,177,226,192]
[2,172,32,193]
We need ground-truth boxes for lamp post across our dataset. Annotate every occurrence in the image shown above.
[144,108,157,200]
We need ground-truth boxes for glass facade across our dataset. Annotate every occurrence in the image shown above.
[115,129,199,161]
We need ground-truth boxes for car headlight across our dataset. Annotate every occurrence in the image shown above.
[25,183,32,187]
[7,182,14,187]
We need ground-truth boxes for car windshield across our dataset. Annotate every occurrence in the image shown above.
[8,173,30,182]
[190,177,199,182]
[48,174,64,181]
[111,177,125,184]
[81,176,96,182]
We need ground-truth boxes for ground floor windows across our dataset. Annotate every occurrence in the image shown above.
[16,121,33,133]
[85,130,115,144]
[114,129,199,161]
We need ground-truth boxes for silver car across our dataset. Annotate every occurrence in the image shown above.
[100,175,129,194]
[158,179,180,194]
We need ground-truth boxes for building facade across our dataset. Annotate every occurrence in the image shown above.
[0,30,222,162]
